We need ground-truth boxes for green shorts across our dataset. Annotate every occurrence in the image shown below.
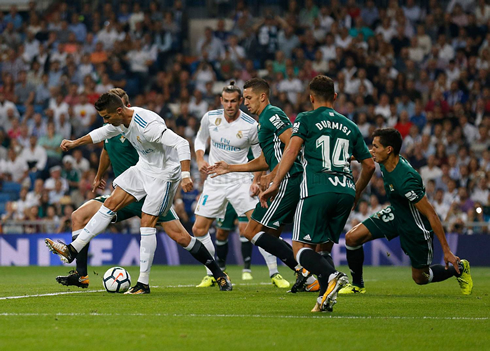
[94,196,177,223]
[216,203,248,230]
[293,193,354,244]
[362,206,434,269]
[251,174,301,230]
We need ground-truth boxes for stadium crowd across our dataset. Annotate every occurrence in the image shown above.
[0,0,489,234]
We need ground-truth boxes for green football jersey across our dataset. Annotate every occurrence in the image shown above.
[292,107,371,198]
[380,156,432,232]
[257,104,302,176]
[104,133,139,178]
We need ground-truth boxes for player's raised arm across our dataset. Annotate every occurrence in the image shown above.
[60,124,120,151]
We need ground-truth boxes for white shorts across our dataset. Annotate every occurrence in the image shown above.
[194,180,258,219]
[114,166,179,217]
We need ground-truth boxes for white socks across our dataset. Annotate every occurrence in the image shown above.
[138,227,157,285]
[258,247,278,277]
[71,205,115,252]
[196,233,215,275]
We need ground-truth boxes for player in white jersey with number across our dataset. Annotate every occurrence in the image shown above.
[193,82,290,289]
[45,92,232,294]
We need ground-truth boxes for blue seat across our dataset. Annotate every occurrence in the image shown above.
[0,201,5,214]
[2,182,21,193]
[0,193,12,202]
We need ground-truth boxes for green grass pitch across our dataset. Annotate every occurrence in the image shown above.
[0,265,488,351]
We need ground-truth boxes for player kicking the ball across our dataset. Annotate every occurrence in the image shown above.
[338,128,472,295]
[46,92,232,293]
[193,82,289,289]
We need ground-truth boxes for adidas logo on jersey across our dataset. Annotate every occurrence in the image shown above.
[303,234,311,241]
[273,221,280,227]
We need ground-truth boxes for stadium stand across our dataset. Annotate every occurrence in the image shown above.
[0,0,489,235]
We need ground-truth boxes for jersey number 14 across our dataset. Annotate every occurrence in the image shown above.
[316,136,350,171]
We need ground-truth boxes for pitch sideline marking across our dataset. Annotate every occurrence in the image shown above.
[0,312,486,321]
[0,282,290,299]
[0,290,106,300]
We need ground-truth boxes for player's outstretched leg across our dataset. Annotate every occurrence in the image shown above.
[166,219,232,291]
[420,260,472,295]
[185,236,232,291]
[46,204,116,263]
[193,215,218,287]
[249,230,298,272]
[195,231,217,287]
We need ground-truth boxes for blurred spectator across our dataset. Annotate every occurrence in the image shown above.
[197,27,224,61]
[0,148,28,184]
[420,155,443,183]
[72,149,90,174]
[73,93,97,136]
[44,165,68,192]
[26,179,44,208]
[19,134,47,180]
[61,156,80,192]
[38,122,63,166]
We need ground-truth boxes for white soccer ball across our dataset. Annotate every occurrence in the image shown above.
[103,267,131,293]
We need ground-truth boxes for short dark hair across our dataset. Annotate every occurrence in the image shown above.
[309,75,335,102]
[108,88,130,106]
[372,128,403,155]
[243,78,270,96]
[95,92,124,113]
[222,81,242,98]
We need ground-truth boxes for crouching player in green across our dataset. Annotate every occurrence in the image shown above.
[339,128,472,295]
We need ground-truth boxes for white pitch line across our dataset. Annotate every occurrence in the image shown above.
[0,312,487,321]
[0,282,278,300]
[0,290,105,300]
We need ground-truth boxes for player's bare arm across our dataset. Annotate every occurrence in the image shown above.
[209,151,269,177]
[260,135,304,207]
[92,148,111,192]
[180,159,193,192]
[60,134,94,151]
[250,171,264,196]
[195,150,210,174]
[415,195,461,274]
[353,157,376,209]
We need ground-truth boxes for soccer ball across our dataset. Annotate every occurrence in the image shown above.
[103,267,131,293]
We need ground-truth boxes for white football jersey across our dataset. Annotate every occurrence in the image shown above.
[195,109,261,184]
[90,106,185,181]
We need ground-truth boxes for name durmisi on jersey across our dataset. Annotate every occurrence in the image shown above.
[315,118,352,136]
